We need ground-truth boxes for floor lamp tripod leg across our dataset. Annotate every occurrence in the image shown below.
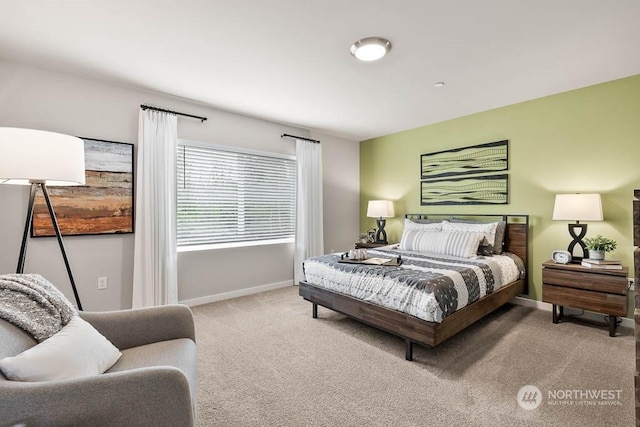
[17,183,38,274]
[41,183,83,311]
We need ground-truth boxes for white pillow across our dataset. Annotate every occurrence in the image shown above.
[0,316,122,382]
[400,219,443,250]
[400,229,484,258]
[441,220,498,247]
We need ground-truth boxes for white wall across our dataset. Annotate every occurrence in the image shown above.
[0,60,360,310]
[311,131,361,254]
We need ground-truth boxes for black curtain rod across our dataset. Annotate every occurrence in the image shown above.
[281,133,320,144]
[140,104,207,122]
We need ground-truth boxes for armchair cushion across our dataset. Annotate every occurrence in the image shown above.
[107,338,197,401]
[0,316,122,382]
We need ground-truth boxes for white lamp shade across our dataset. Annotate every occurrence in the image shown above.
[552,193,603,221]
[367,200,394,218]
[0,128,85,186]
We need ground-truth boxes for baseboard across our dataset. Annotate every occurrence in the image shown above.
[181,284,634,328]
[512,296,634,329]
[180,280,294,307]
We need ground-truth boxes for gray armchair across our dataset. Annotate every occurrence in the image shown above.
[0,305,197,427]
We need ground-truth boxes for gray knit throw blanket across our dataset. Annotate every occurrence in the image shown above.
[0,274,77,342]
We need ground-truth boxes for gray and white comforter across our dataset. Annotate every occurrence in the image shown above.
[303,247,525,323]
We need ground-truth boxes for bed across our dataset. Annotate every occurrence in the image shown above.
[299,214,529,360]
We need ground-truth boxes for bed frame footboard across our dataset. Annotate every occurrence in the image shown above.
[299,279,525,360]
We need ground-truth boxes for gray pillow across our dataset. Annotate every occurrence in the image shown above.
[409,218,443,225]
[450,218,507,254]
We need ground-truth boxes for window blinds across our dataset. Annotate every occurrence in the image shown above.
[177,143,296,247]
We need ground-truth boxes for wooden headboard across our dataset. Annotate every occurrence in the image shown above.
[404,214,530,273]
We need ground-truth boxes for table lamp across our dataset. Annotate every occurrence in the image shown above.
[552,193,603,262]
[0,127,86,309]
[367,200,394,244]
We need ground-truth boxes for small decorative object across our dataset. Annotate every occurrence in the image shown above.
[584,235,617,260]
[359,233,369,244]
[348,249,368,260]
[551,250,572,264]
[552,193,603,262]
[367,200,394,244]
[367,228,376,243]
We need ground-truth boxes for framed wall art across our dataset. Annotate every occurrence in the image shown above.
[420,140,509,205]
[420,140,508,180]
[32,137,134,237]
[420,173,509,205]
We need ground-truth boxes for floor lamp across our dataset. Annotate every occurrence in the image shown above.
[0,127,86,310]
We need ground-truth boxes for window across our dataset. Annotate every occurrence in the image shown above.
[177,141,296,249]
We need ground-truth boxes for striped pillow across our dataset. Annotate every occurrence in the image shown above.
[400,219,443,250]
[400,229,484,258]
[441,220,498,248]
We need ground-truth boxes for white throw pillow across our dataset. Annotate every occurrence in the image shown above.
[400,219,443,250]
[441,220,498,247]
[400,229,484,258]
[0,316,122,382]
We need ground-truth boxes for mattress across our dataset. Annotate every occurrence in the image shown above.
[302,246,526,323]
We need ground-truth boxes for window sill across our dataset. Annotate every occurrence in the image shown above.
[177,237,294,253]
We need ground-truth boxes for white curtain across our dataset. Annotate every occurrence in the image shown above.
[294,139,324,285]
[132,109,178,307]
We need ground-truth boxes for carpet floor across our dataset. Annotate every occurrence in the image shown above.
[192,286,633,426]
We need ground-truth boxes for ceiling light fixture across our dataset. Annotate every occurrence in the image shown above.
[434,82,445,88]
[350,37,392,62]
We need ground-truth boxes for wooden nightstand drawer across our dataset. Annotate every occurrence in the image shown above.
[542,268,627,295]
[542,260,629,336]
[543,284,627,317]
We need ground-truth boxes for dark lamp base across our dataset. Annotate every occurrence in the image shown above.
[375,218,388,244]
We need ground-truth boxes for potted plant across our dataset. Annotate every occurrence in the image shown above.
[584,235,617,260]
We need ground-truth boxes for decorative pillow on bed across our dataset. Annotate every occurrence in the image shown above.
[441,220,500,255]
[407,218,444,225]
[0,316,122,382]
[404,218,443,229]
[400,229,484,258]
[400,219,443,250]
[449,219,507,254]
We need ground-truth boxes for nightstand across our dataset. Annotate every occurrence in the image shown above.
[354,242,390,249]
[542,260,628,336]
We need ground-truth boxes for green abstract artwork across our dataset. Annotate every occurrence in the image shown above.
[420,140,508,205]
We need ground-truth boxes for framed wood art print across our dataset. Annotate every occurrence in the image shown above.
[32,137,134,237]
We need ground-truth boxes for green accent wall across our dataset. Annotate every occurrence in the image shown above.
[360,75,640,314]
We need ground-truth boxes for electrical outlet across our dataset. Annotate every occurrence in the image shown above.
[97,276,108,290]
[628,278,635,290]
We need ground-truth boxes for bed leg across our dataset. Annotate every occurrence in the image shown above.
[312,303,318,319]
[405,340,413,361]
